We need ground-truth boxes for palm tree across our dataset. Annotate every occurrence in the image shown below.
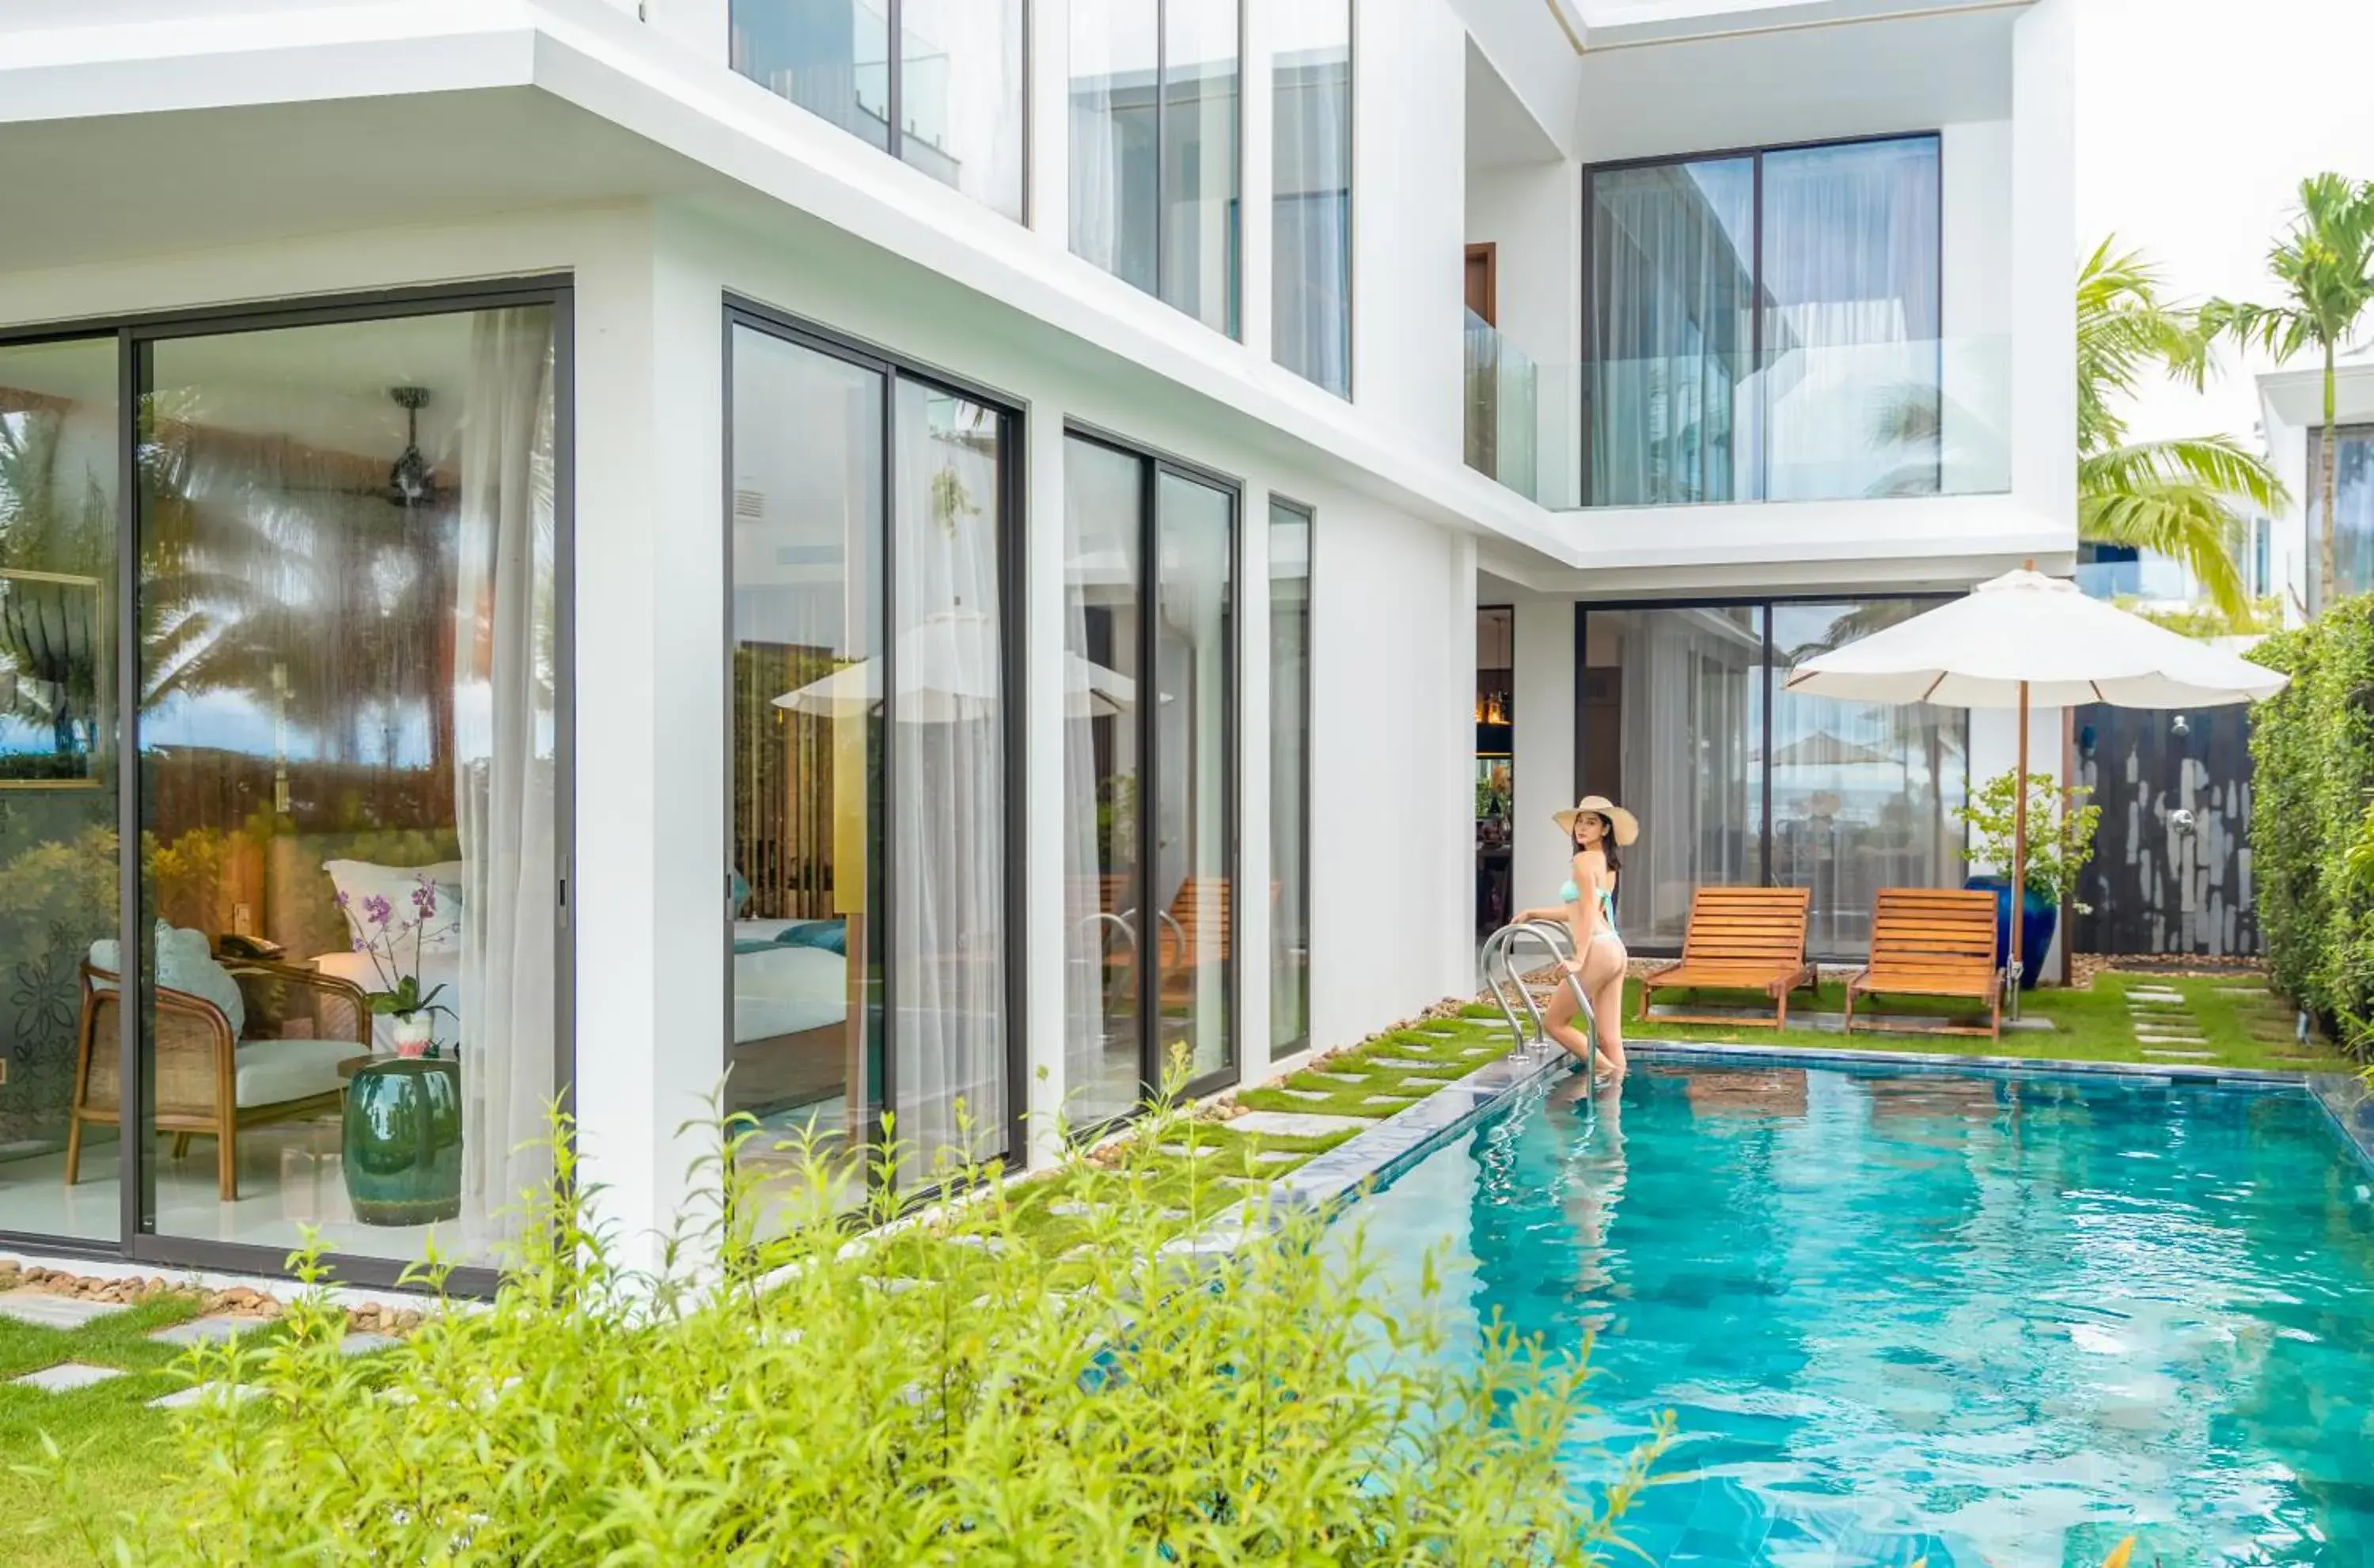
[2078,240,2281,621]
[2201,172,2374,614]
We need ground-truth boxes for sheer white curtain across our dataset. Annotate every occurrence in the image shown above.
[1615,608,1763,947]
[1759,138,1941,501]
[453,307,556,1250]
[1272,0,1352,396]
[889,381,1005,1180]
[1069,0,1159,293]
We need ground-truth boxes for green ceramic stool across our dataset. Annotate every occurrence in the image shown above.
[343,1058,462,1226]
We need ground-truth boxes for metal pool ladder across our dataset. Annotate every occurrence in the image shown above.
[1481,918,1599,1059]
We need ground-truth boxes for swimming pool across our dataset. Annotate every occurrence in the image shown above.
[1349,1059,2374,1566]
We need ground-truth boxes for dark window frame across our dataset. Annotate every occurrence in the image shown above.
[1061,420,1243,1114]
[1580,130,1946,508]
[721,296,1032,1191]
[1573,591,1968,963]
[0,276,578,1298]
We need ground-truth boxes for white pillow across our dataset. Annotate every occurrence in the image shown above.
[324,858,465,953]
[88,922,245,1035]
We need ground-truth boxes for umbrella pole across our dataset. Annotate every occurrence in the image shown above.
[2009,680,2028,1020]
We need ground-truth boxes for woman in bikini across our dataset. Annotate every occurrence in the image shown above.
[1514,794,1636,1087]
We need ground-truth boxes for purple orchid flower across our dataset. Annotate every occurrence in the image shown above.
[362,894,393,928]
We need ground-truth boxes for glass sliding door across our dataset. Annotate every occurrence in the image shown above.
[730,0,1026,222]
[726,325,885,1210]
[1580,595,1966,960]
[131,301,560,1269]
[1060,431,1238,1118]
[1267,500,1311,1058]
[1071,0,1242,337]
[0,338,120,1244]
[1155,470,1234,1085]
[1272,0,1352,396]
[726,310,1018,1200]
[1060,437,1147,1127]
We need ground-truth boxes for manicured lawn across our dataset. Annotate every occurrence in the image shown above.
[1559,971,2354,1074]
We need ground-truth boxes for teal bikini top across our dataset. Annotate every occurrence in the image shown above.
[1560,877,1618,935]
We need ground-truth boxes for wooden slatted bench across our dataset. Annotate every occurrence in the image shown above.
[1846,888,2004,1041]
[1636,886,1819,1028]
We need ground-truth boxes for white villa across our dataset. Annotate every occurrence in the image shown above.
[0,0,2075,1288]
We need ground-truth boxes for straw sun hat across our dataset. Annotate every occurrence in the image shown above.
[1551,795,1639,847]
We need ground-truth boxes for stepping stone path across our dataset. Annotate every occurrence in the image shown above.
[1311,1072,1369,1085]
[148,1315,267,1347]
[0,1290,126,1330]
[1278,1088,1335,1102]
[11,1362,123,1392]
[2125,986,2213,1059]
[1228,1111,1375,1138]
[1370,1057,1459,1072]
[152,1381,264,1411]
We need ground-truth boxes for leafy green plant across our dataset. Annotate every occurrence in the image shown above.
[2202,174,2374,614]
[1954,768,2101,908]
[2120,595,2281,640]
[47,1099,1667,1564]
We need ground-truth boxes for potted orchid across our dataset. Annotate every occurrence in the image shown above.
[338,873,457,1057]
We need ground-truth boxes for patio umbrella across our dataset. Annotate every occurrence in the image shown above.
[1782,565,2288,992]
[777,609,1136,721]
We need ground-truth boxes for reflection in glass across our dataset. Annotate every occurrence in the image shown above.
[1583,605,1765,949]
[1060,438,1146,1126]
[0,339,119,1242]
[729,327,883,1211]
[1769,600,1965,956]
[2327,428,2374,608]
[1272,0,1352,395]
[1587,158,1756,506]
[1760,138,1942,501]
[900,0,1026,221]
[889,377,1008,1180]
[1155,471,1234,1082]
[1069,0,1162,298]
[730,0,893,151]
[1162,0,1242,335]
[1268,502,1312,1057]
[130,305,557,1266]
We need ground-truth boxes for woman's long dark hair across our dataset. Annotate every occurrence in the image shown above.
[1572,813,1622,877]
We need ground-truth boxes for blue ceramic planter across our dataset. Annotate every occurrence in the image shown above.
[1965,875,2057,990]
[343,1058,462,1226]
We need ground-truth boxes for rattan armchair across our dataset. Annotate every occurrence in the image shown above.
[66,957,372,1203]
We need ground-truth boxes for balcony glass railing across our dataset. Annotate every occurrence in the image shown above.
[2074,555,2196,603]
[1462,331,2013,511]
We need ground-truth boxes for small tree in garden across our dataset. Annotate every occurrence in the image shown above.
[1955,768,2102,911]
[44,1098,1669,1566]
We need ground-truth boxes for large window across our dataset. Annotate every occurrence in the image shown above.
[0,287,572,1288]
[1580,597,1966,958]
[1272,0,1351,396]
[726,310,1018,1200]
[1268,500,1312,1057]
[1070,0,1242,335]
[2311,426,2374,612]
[730,0,1027,222]
[1061,431,1238,1125]
[1584,135,1944,507]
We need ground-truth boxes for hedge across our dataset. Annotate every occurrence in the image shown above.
[2248,599,2374,1059]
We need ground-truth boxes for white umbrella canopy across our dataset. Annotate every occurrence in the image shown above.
[1781,568,2289,710]
[776,610,1136,721]
[1784,566,2290,992]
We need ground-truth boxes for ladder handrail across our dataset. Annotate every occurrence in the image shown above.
[1481,918,1597,1055]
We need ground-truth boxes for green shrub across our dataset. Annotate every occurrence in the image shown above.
[51,1106,1664,1565]
[2249,600,2374,1055]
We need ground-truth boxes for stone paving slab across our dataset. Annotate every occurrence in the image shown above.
[338,1332,400,1357]
[148,1316,267,1347]
[12,1362,124,1392]
[1229,1111,1376,1138]
[1155,1144,1219,1160]
[151,1381,263,1411]
[1369,1057,1463,1071]
[0,1291,127,1330]
[2141,1049,2214,1060]
[1277,1088,1333,1102]
[1311,1072,1371,1084]
[1361,1094,1421,1107]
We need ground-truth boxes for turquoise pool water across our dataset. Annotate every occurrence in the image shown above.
[1352,1061,2374,1566]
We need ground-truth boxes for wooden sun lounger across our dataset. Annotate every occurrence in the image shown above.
[1636,886,1819,1028]
[1845,888,2004,1041]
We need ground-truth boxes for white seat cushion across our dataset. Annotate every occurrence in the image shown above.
[233,1040,357,1110]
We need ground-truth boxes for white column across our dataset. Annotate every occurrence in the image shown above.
[1510,597,1576,921]
[1022,401,1069,1165]
[1239,0,1276,363]
[2011,0,2077,540]
[1443,532,1481,991]
[1029,0,1071,248]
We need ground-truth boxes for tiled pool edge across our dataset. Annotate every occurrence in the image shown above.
[1207,1034,2374,1245]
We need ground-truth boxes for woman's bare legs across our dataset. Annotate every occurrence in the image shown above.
[1542,972,1596,1065]
[1579,941,1629,1085]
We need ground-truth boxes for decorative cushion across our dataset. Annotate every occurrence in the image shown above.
[325,858,464,952]
[89,924,245,1035]
[232,1040,355,1109]
[780,919,848,958]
